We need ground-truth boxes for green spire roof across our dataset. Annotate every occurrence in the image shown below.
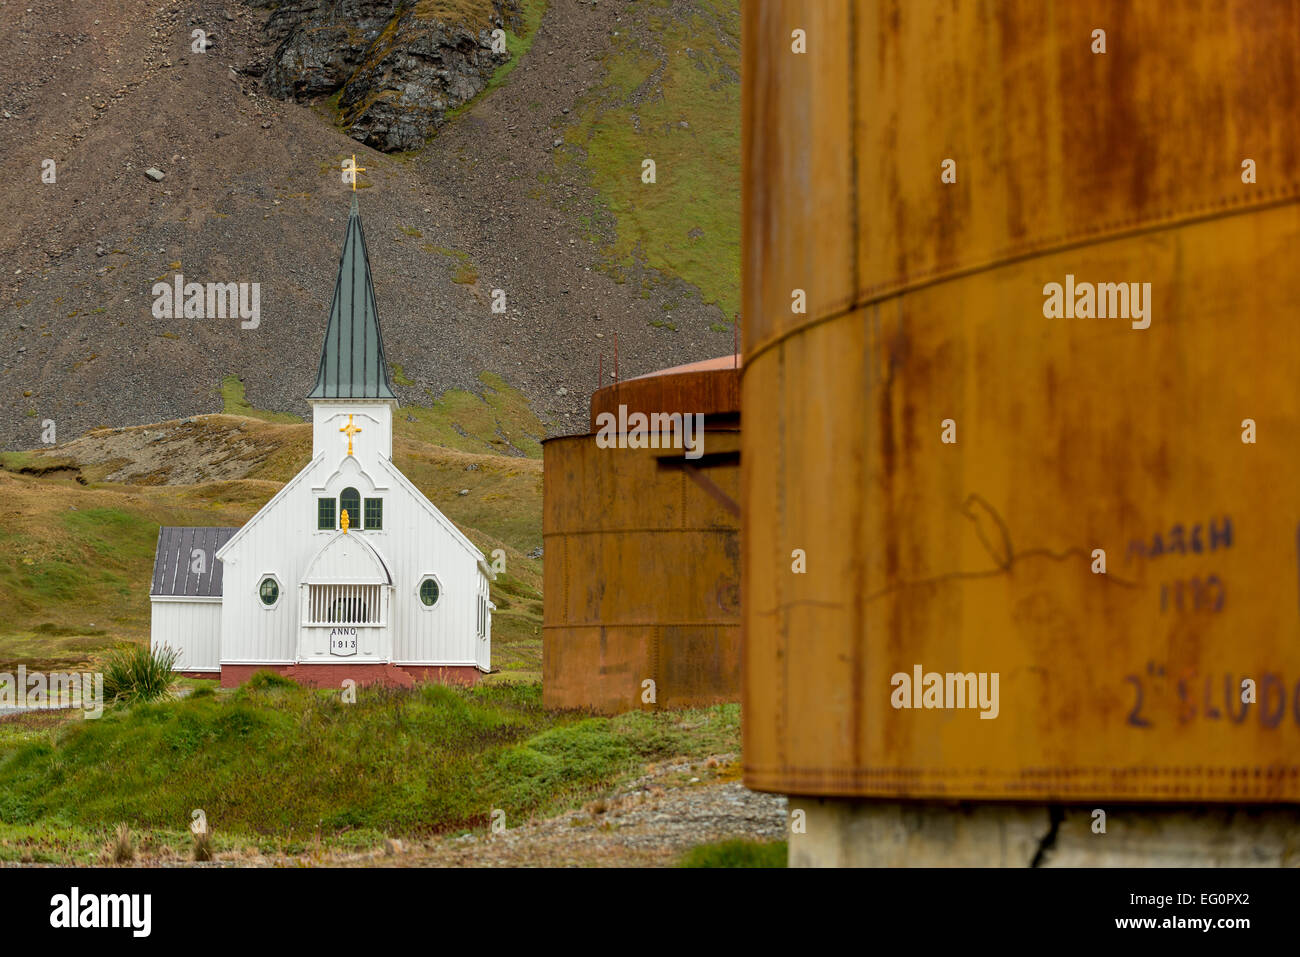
[308,194,397,400]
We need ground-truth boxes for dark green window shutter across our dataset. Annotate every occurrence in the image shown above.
[317,497,336,530]
[364,497,383,530]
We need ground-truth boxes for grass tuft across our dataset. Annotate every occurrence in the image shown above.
[193,828,213,862]
[246,670,297,691]
[679,838,786,868]
[103,644,178,705]
[111,822,135,864]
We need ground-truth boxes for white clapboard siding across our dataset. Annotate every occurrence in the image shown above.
[215,402,491,671]
[376,456,485,666]
[151,598,222,672]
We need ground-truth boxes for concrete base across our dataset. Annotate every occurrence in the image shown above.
[787,796,1300,867]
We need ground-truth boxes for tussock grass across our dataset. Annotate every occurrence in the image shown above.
[192,827,213,862]
[0,682,542,837]
[0,681,740,855]
[679,838,787,868]
[111,822,135,863]
[103,644,178,704]
[246,669,297,691]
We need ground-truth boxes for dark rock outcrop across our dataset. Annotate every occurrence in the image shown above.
[260,0,520,152]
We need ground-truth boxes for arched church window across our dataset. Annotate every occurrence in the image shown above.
[340,488,361,528]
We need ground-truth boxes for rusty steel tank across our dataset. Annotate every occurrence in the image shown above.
[543,356,742,713]
[743,0,1300,801]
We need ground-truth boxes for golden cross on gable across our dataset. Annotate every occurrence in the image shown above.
[340,414,362,456]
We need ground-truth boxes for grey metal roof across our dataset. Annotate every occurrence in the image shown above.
[307,194,398,401]
[150,527,239,597]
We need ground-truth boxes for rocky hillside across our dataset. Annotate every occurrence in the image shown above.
[0,0,740,452]
[259,0,519,151]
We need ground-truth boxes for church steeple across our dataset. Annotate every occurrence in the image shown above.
[308,194,397,400]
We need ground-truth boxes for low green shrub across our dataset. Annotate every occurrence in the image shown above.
[102,644,178,705]
[679,839,787,868]
[246,670,297,691]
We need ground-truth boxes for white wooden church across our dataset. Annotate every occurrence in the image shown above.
[150,196,493,687]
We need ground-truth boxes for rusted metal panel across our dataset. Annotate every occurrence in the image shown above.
[543,429,741,714]
[590,361,742,432]
[743,0,1300,800]
[543,623,741,714]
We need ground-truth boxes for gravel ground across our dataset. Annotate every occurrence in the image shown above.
[331,755,787,868]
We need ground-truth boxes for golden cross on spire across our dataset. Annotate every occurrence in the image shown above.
[344,154,366,191]
[340,414,362,456]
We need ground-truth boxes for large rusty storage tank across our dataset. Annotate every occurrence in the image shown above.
[544,357,742,713]
[743,0,1300,803]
